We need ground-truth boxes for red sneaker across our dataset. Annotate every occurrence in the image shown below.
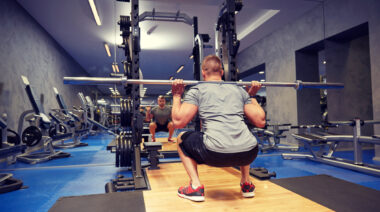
[241,182,255,198]
[178,183,205,202]
[168,138,176,143]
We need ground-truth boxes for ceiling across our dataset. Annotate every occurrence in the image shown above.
[17,0,320,97]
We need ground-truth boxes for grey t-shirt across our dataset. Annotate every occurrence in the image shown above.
[184,83,257,153]
[151,105,172,125]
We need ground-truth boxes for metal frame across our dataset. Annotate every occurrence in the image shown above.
[282,119,380,176]
[139,10,193,26]
[215,0,242,81]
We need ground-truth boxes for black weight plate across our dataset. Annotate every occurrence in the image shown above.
[121,135,126,167]
[118,134,123,167]
[125,100,130,127]
[115,135,120,167]
[122,100,126,127]
[125,100,131,128]
[22,126,42,147]
[120,99,125,127]
[48,126,57,138]
[125,138,132,167]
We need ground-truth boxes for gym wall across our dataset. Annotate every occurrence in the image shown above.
[237,0,380,148]
[0,0,97,130]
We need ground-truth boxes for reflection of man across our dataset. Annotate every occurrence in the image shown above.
[146,95,175,142]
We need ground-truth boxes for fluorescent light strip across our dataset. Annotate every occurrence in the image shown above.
[112,64,116,73]
[104,43,111,57]
[176,65,184,73]
[88,0,102,26]
[237,10,279,40]
[115,64,120,73]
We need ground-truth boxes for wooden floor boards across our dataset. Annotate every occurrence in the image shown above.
[143,163,332,212]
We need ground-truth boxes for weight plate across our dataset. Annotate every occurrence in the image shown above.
[125,138,132,167]
[22,126,42,147]
[115,135,120,167]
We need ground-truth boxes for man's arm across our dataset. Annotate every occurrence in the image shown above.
[171,79,198,128]
[244,98,266,128]
[244,81,266,128]
[172,96,198,128]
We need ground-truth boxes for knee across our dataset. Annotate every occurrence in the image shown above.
[149,122,157,129]
[167,122,174,130]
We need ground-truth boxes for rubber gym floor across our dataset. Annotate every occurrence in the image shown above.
[1,132,380,212]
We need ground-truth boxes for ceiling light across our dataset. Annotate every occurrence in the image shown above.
[322,60,327,65]
[104,43,111,57]
[176,65,184,73]
[111,64,116,73]
[109,87,114,91]
[169,76,174,80]
[260,79,266,82]
[115,64,120,73]
[88,0,102,26]
[259,71,265,75]
[189,55,194,59]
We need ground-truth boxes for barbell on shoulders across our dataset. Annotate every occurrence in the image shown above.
[63,76,344,90]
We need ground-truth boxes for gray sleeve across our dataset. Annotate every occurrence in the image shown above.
[239,86,251,105]
[183,87,199,106]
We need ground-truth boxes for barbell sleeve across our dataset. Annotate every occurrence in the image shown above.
[63,77,127,85]
[63,77,344,90]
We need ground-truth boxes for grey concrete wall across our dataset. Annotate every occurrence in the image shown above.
[326,36,373,135]
[368,1,380,160]
[238,0,380,146]
[295,51,322,125]
[0,0,96,130]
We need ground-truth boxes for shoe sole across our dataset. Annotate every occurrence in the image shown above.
[242,191,255,198]
[178,193,205,202]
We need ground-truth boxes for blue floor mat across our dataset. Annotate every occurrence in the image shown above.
[0,166,131,212]
[1,133,380,212]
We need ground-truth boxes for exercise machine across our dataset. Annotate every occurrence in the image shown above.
[252,123,298,153]
[282,119,380,176]
[16,76,71,164]
[0,114,26,164]
[50,87,89,148]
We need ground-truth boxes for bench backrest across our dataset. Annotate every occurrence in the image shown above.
[21,76,44,115]
[53,87,69,115]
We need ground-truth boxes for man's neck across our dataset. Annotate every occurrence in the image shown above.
[159,105,165,109]
[204,76,222,81]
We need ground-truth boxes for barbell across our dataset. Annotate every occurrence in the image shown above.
[63,76,344,90]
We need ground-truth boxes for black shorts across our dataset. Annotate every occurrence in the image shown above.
[155,121,169,132]
[179,131,259,167]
